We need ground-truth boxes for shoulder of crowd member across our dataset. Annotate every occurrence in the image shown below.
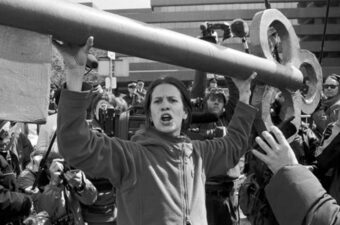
[0,185,33,220]
[0,154,33,218]
[329,99,340,111]
[0,154,12,174]
[72,171,98,205]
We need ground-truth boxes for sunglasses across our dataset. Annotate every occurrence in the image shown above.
[323,84,339,89]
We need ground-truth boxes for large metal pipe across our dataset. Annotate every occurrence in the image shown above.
[0,0,303,90]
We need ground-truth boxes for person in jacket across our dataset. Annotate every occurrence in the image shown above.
[56,36,257,225]
[0,152,33,224]
[18,154,98,225]
[312,74,340,138]
[123,82,138,107]
[37,158,97,225]
[252,126,340,225]
[0,121,33,225]
[190,70,238,137]
[0,120,34,175]
[313,107,340,203]
[189,71,241,225]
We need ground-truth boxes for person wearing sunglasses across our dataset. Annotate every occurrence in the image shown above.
[312,74,340,138]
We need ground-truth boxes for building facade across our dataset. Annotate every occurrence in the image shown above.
[105,0,340,85]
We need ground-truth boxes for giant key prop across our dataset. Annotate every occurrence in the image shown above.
[0,0,322,134]
[249,9,322,137]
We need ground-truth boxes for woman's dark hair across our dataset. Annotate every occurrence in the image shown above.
[144,76,192,130]
[54,88,61,106]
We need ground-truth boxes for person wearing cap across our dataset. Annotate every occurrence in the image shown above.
[130,80,147,114]
[190,72,239,139]
[123,82,137,107]
[190,87,242,225]
[190,88,229,139]
[136,80,147,100]
[189,71,246,225]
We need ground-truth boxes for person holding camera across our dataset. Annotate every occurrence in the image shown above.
[18,154,97,225]
[188,70,243,225]
[56,36,257,225]
[34,158,97,225]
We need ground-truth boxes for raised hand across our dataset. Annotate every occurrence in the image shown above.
[56,36,94,92]
[252,126,299,174]
[231,72,257,104]
[48,159,64,186]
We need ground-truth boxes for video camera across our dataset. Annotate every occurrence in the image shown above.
[96,106,146,140]
[199,22,231,43]
[190,97,204,110]
[97,107,116,137]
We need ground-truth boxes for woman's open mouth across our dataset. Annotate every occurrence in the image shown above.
[160,113,173,125]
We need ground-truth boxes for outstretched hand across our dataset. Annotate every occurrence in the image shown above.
[252,126,299,174]
[231,72,257,104]
[56,36,94,92]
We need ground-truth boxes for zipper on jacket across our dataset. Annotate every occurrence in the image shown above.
[182,147,191,225]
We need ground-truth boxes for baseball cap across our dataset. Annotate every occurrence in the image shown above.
[128,82,137,88]
[207,88,228,103]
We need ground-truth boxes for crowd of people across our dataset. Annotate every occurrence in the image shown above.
[1,33,340,225]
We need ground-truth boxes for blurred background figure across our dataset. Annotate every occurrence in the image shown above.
[312,74,340,138]
[123,82,137,107]
[135,80,147,103]
[0,120,33,224]
[206,77,218,95]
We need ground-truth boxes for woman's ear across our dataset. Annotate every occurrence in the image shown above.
[149,116,154,126]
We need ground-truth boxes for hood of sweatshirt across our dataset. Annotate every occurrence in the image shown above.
[130,127,191,149]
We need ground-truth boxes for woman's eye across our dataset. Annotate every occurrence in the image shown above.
[169,98,178,103]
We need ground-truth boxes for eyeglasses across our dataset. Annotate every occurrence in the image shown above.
[323,84,339,89]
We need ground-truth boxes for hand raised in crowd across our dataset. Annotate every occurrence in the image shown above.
[93,84,104,94]
[251,126,299,174]
[56,36,94,92]
[62,169,84,190]
[48,159,65,186]
[231,72,257,104]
